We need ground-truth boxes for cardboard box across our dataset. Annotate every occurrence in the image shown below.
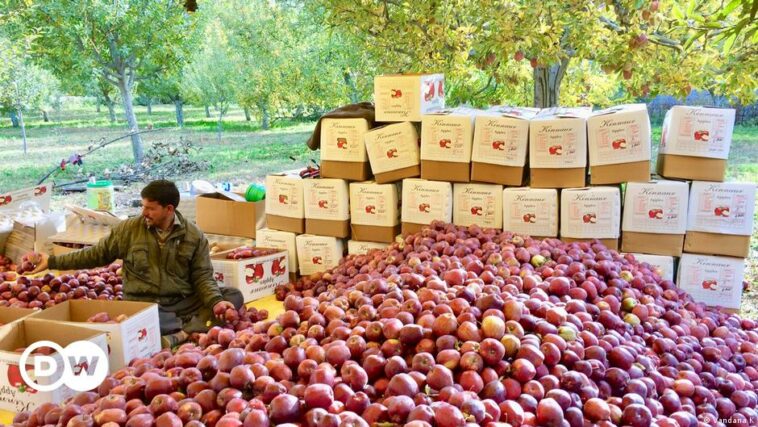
[657,106,735,182]
[207,234,254,256]
[303,179,350,238]
[502,188,559,238]
[196,191,265,239]
[420,108,477,182]
[529,107,592,188]
[0,185,52,213]
[0,319,108,412]
[320,118,372,181]
[471,106,538,185]
[401,179,453,235]
[348,240,391,255]
[28,300,160,371]
[0,307,36,333]
[621,180,689,256]
[350,181,401,243]
[453,183,503,229]
[678,253,745,311]
[561,187,621,244]
[211,248,289,302]
[374,74,445,122]
[296,235,344,276]
[255,228,298,279]
[364,122,420,184]
[4,213,66,262]
[587,104,651,184]
[48,207,121,257]
[684,181,756,258]
[626,253,675,281]
[265,174,305,233]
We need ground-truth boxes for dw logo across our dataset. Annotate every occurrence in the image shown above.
[19,340,109,392]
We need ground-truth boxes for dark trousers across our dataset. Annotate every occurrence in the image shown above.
[158,287,244,335]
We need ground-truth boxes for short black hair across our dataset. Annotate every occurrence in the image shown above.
[141,180,180,208]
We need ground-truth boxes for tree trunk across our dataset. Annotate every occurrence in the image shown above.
[205,105,211,118]
[174,99,184,128]
[18,108,27,154]
[217,109,224,142]
[116,75,143,164]
[244,107,251,122]
[258,102,270,130]
[103,91,116,123]
[9,110,19,128]
[533,59,570,108]
[343,70,360,104]
[96,100,101,113]
[42,110,49,122]
[146,98,152,115]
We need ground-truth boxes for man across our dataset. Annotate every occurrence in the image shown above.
[28,180,243,348]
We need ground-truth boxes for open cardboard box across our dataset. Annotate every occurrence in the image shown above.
[196,191,266,239]
[29,300,160,371]
[0,307,37,334]
[48,206,122,256]
[211,248,290,303]
[0,318,108,412]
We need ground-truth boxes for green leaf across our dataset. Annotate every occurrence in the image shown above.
[686,0,697,17]
[723,33,737,53]
[635,0,646,9]
[721,0,742,17]
[671,3,685,20]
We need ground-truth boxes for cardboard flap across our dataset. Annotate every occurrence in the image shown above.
[538,106,592,119]
[487,106,540,120]
[67,205,122,227]
[197,191,247,202]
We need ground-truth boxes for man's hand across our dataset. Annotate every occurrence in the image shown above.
[212,301,235,320]
[27,252,49,275]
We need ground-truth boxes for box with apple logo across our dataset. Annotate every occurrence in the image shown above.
[364,122,421,184]
[684,181,756,258]
[588,104,652,184]
[560,187,621,250]
[255,228,298,283]
[453,183,503,230]
[265,173,305,234]
[320,118,373,181]
[401,179,453,235]
[303,179,350,238]
[624,253,676,282]
[420,108,479,183]
[0,318,108,412]
[657,106,735,182]
[374,74,445,122]
[350,181,401,243]
[211,247,289,303]
[27,300,160,372]
[677,253,745,312]
[295,235,344,276]
[502,188,559,239]
[621,180,689,256]
[347,240,391,256]
[529,107,592,188]
[471,106,539,186]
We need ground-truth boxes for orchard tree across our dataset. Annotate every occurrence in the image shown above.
[8,0,193,164]
[317,0,757,107]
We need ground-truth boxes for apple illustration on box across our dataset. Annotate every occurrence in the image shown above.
[582,213,597,224]
[386,148,398,158]
[278,194,288,204]
[648,208,664,219]
[491,140,505,151]
[312,256,323,265]
[702,280,717,290]
[336,138,348,149]
[437,80,444,97]
[439,139,452,149]
[214,272,225,282]
[611,138,627,150]
[245,263,265,284]
[548,145,563,155]
[419,203,431,213]
[271,257,286,276]
[318,200,328,209]
[714,206,731,217]
[522,213,536,223]
[34,185,47,195]
[7,363,38,394]
[137,328,148,341]
[390,89,402,98]
[365,205,376,214]
[424,82,435,102]
[470,206,483,216]
[694,130,710,141]
[0,195,11,206]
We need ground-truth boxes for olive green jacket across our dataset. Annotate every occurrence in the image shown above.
[48,211,223,309]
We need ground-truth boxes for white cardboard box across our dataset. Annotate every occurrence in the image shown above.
[472,106,538,167]
[453,183,503,229]
[374,74,445,122]
[588,104,651,166]
[303,179,350,221]
[401,179,453,234]
[627,253,675,282]
[561,187,621,239]
[255,228,298,275]
[502,188,559,238]
[364,122,420,183]
[348,240,391,255]
[623,181,689,234]
[420,108,477,162]
[320,118,370,163]
[350,181,401,227]
[28,300,160,372]
[211,248,290,302]
[529,107,592,169]
[0,185,52,213]
[265,173,305,233]
[659,106,735,159]
[687,181,756,236]
[678,253,745,310]
[296,235,344,276]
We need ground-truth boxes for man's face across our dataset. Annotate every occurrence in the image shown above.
[141,199,173,227]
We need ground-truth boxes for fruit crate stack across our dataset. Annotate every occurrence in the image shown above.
[263,73,754,313]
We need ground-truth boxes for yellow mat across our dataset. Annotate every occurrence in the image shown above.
[0,294,284,423]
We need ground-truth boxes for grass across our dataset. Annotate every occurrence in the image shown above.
[1,102,756,316]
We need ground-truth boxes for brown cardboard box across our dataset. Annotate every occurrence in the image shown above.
[266,215,305,234]
[561,237,619,251]
[375,165,420,184]
[421,160,470,182]
[684,231,750,258]
[196,191,265,239]
[351,224,400,243]
[320,161,372,181]
[306,219,350,238]
[0,306,36,333]
[621,231,684,257]
[530,168,586,188]
[471,163,525,186]
[401,222,429,236]
[657,154,727,182]
[591,161,650,185]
